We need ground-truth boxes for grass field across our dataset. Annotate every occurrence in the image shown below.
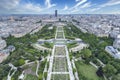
[54,46,66,56]
[57,27,63,31]
[23,62,37,75]
[75,61,102,80]
[67,42,78,48]
[51,74,70,80]
[56,32,64,39]
[53,46,68,72]
[24,74,38,80]
[52,57,68,72]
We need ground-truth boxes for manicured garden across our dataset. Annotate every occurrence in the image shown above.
[57,27,63,31]
[67,42,78,48]
[51,74,70,80]
[64,23,120,79]
[24,74,38,80]
[0,24,56,79]
[75,61,103,80]
[54,46,66,56]
[42,42,54,49]
[56,32,64,39]
[53,46,68,72]
[52,57,68,72]
[58,27,62,30]
[22,62,37,75]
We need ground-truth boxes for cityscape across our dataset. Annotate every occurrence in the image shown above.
[0,0,120,80]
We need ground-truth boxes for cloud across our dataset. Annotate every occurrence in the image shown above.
[101,0,120,7]
[0,0,20,10]
[75,0,80,2]
[63,5,68,10]
[80,2,91,8]
[90,8,101,12]
[20,3,42,12]
[0,0,43,14]
[70,0,88,13]
[71,8,79,13]
[91,0,120,12]
[45,0,56,8]
[0,0,119,14]
[70,1,91,13]
[0,0,57,14]
[74,0,87,8]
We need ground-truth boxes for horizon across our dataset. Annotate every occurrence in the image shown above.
[0,13,120,15]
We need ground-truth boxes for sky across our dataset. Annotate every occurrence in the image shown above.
[0,0,120,14]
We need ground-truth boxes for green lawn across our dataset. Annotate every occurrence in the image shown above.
[75,61,102,80]
[67,42,78,48]
[57,27,63,31]
[42,42,53,48]
[24,74,38,80]
[23,62,37,73]
[51,74,70,80]
[57,32,64,39]
[52,57,68,72]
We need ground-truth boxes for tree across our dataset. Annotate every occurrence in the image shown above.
[99,41,108,49]
[80,49,92,64]
[103,64,117,78]
[38,73,43,80]
[0,65,11,80]
[44,72,47,79]
[112,74,120,80]
[18,59,25,66]
[81,49,92,59]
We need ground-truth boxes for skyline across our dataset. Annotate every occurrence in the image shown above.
[0,0,120,14]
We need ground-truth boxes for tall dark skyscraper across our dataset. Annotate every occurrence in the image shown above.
[55,10,57,17]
